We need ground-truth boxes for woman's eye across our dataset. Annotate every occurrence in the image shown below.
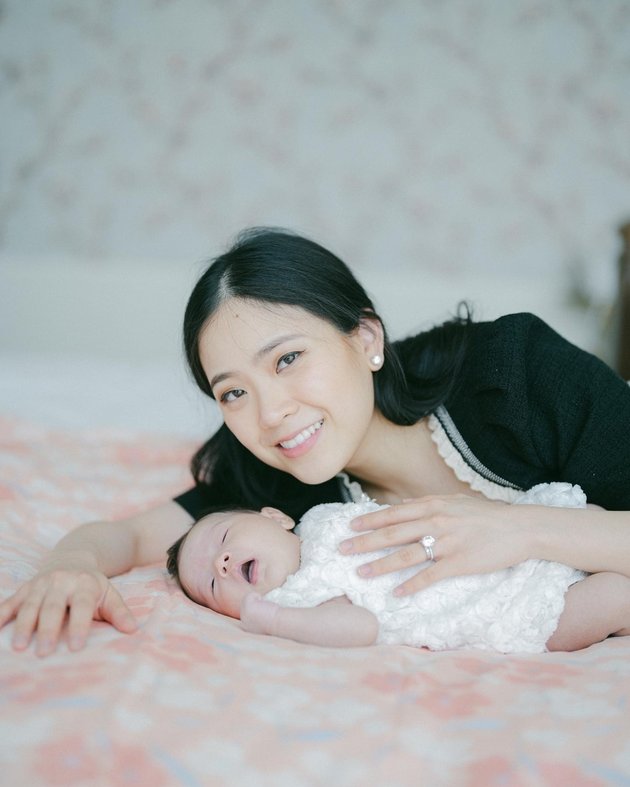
[277,351,302,371]
[220,388,245,403]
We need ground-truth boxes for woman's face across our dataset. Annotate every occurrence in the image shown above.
[198,298,383,485]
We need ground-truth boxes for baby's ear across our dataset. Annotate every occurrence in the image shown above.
[260,506,295,530]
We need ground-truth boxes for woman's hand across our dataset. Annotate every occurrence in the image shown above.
[0,502,193,657]
[340,494,533,596]
[0,567,138,657]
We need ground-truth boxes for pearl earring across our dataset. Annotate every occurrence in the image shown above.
[370,354,383,368]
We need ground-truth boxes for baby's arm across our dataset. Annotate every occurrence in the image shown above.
[240,593,379,647]
[547,572,630,651]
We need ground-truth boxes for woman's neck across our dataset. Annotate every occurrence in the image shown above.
[344,414,434,504]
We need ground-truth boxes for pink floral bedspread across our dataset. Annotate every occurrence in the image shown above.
[1,417,629,786]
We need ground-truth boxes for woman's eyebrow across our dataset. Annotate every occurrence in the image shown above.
[209,371,233,390]
[209,334,304,389]
[254,334,303,361]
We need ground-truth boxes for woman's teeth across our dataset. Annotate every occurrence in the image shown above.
[279,420,323,449]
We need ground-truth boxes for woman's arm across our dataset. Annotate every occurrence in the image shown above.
[240,593,379,647]
[0,500,193,656]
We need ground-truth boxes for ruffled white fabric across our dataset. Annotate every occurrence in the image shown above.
[426,413,523,502]
[265,483,587,654]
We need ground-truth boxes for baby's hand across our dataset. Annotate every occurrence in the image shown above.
[240,592,281,637]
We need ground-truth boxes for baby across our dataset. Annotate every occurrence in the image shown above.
[166,483,630,653]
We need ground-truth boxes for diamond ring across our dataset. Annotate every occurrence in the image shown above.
[420,535,436,561]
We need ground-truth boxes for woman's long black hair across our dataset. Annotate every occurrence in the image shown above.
[183,227,471,519]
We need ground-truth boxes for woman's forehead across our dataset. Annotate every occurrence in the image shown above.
[199,299,344,364]
[205,298,324,334]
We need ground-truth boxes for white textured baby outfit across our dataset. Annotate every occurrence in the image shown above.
[265,483,587,654]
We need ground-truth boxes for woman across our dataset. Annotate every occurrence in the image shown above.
[2,228,630,656]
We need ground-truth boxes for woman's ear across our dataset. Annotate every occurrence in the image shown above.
[260,507,295,530]
[356,315,385,368]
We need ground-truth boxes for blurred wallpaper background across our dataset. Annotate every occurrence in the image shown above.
[1,0,630,371]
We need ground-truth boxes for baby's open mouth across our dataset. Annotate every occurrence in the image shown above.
[241,560,255,583]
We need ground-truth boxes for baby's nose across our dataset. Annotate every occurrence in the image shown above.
[215,551,231,576]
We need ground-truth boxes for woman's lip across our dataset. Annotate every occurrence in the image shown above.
[277,421,323,458]
[276,419,324,448]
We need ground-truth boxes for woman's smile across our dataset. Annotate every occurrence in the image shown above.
[277,419,324,453]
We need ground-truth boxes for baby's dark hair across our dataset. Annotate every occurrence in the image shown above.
[166,530,193,591]
[166,505,254,600]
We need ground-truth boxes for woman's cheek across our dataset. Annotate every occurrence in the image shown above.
[223,406,256,446]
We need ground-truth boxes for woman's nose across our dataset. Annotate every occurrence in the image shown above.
[257,387,296,428]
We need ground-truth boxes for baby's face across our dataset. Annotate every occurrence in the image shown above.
[178,508,300,619]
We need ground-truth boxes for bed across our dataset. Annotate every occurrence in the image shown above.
[1,404,630,786]
[3,228,630,787]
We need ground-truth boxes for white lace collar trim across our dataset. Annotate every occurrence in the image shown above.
[337,472,371,504]
[426,412,522,502]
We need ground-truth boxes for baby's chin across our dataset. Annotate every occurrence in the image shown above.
[266,559,300,595]
[265,573,289,595]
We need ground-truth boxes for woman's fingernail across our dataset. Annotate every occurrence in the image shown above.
[357,565,372,578]
[393,586,406,597]
[12,635,27,650]
[339,541,353,554]
[351,518,362,529]
[69,637,83,651]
